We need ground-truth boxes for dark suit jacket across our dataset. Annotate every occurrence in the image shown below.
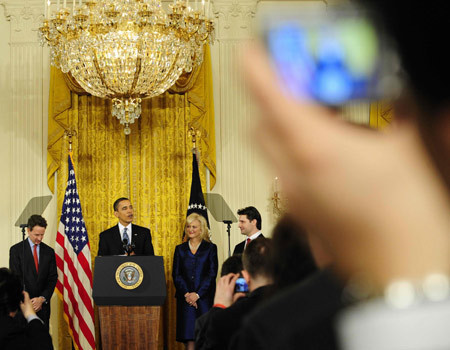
[232,234,265,255]
[98,224,154,256]
[0,315,53,350]
[9,240,57,325]
[230,268,344,350]
[196,286,269,350]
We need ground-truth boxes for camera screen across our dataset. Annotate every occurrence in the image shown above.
[235,277,249,293]
[264,12,382,105]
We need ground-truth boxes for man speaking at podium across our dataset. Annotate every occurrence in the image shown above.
[98,197,154,256]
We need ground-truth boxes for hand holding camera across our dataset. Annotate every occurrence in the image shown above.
[214,273,248,308]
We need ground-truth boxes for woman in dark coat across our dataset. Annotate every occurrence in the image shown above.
[173,213,218,350]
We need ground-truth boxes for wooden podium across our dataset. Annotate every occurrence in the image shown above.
[93,256,166,350]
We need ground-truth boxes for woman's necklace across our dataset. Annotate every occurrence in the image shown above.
[189,240,201,253]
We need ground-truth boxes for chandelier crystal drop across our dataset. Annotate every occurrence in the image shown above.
[39,0,214,134]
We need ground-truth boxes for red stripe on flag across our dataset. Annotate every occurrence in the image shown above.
[62,243,95,323]
[62,286,81,347]
[61,244,96,348]
[77,249,93,287]
[57,229,94,317]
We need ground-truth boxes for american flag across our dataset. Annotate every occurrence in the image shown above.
[55,155,96,350]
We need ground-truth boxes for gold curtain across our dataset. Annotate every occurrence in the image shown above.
[47,47,216,350]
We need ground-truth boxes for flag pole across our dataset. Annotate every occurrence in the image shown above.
[188,126,201,160]
[56,129,96,350]
[64,127,77,155]
[186,126,210,231]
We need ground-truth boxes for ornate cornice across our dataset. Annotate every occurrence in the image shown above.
[1,0,44,41]
[212,0,258,40]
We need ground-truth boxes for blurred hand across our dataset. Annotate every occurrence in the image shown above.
[20,291,36,319]
[242,43,450,290]
[214,273,240,308]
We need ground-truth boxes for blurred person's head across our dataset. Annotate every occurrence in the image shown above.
[220,255,243,277]
[307,232,334,268]
[360,0,450,188]
[26,215,47,245]
[185,213,210,242]
[0,268,23,317]
[237,206,262,236]
[242,238,273,291]
[270,215,317,291]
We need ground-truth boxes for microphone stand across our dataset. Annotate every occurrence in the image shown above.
[223,220,232,257]
[122,239,135,256]
[19,224,27,291]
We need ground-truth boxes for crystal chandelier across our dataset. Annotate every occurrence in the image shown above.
[39,0,214,134]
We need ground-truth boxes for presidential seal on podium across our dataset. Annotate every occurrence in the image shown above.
[115,262,144,290]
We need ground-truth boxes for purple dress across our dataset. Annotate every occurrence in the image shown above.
[172,240,218,342]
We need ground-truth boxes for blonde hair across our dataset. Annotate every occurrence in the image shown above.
[185,213,211,242]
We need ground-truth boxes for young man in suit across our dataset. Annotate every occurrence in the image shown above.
[9,215,57,326]
[98,197,154,256]
[232,206,264,255]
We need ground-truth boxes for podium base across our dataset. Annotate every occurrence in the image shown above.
[99,305,162,350]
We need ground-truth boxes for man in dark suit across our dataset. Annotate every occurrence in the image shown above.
[98,197,154,256]
[9,215,57,326]
[232,206,264,255]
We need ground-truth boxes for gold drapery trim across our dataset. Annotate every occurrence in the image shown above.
[47,47,216,350]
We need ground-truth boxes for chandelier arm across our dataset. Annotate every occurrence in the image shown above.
[130,57,142,94]
[153,50,183,92]
[197,32,210,42]
[92,49,114,96]
[142,44,167,93]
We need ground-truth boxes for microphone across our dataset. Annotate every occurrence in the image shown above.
[122,237,129,255]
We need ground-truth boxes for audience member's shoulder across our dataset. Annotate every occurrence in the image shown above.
[234,270,343,350]
[246,269,343,331]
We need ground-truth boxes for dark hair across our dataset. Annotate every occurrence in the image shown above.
[237,206,262,230]
[242,238,272,279]
[0,268,23,316]
[358,1,450,190]
[220,255,243,277]
[27,215,47,230]
[361,1,450,115]
[113,197,129,211]
[269,215,317,291]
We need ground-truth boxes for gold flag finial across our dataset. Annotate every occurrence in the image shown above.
[188,127,201,151]
[64,128,77,153]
